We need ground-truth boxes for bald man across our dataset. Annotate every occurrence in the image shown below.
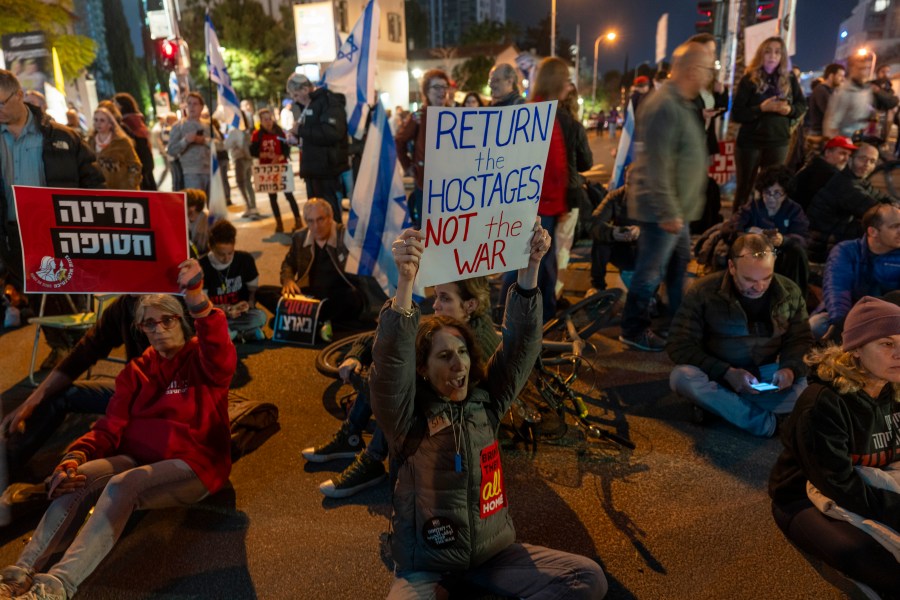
[619,42,714,352]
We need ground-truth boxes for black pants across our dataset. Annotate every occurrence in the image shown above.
[734,144,789,210]
[305,177,342,222]
[268,192,300,222]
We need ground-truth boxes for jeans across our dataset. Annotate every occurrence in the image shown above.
[182,172,210,198]
[388,542,607,600]
[809,312,832,341]
[733,144,789,210]
[7,382,114,479]
[670,364,807,437]
[346,379,388,461]
[305,177,342,223]
[502,215,558,323]
[227,308,267,336]
[17,456,208,598]
[620,221,691,338]
[234,157,256,210]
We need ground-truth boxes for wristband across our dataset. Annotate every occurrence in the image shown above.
[61,450,87,467]
[188,297,212,316]
[514,283,540,298]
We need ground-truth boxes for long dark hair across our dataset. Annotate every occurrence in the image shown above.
[113,92,141,115]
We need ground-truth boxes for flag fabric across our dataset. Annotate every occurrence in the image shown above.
[208,139,228,222]
[204,14,241,128]
[169,71,179,104]
[321,0,380,140]
[344,100,423,300]
[610,99,635,190]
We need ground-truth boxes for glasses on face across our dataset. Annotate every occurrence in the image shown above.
[0,89,18,110]
[762,189,785,199]
[137,314,181,333]
[736,250,778,260]
[429,84,449,92]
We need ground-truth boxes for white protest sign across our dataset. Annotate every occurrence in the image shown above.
[252,163,295,193]
[419,102,557,288]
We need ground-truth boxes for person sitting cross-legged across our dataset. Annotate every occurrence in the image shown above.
[0,260,236,600]
[667,234,812,437]
[199,219,267,342]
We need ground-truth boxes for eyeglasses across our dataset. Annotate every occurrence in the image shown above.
[762,189,786,199]
[735,250,778,260]
[0,89,18,110]
[429,84,449,92]
[137,315,181,333]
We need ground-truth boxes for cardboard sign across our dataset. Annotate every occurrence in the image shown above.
[15,186,189,294]
[709,141,736,186]
[418,102,557,287]
[272,295,325,345]
[253,163,295,193]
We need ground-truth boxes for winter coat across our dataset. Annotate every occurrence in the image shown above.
[732,72,807,149]
[558,107,593,213]
[167,118,212,175]
[395,106,429,190]
[787,154,840,211]
[121,112,157,190]
[825,79,898,138]
[294,87,349,178]
[666,270,812,382]
[726,197,809,246]
[280,223,354,290]
[370,287,541,572]
[89,133,142,190]
[490,91,525,107]
[820,237,900,327]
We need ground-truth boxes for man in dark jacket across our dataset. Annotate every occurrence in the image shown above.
[806,142,890,262]
[488,64,524,107]
[787,135,855,211]
[806,64,845,143]
[667,234,812,437]
[810,203,900,340]
[287,73,349,222]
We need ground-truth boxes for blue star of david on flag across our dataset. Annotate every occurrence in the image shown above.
[338,35,359,63]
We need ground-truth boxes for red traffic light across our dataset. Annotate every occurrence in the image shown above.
[157,39,178,71]
[697,1,715,16]
[160,39,176,58]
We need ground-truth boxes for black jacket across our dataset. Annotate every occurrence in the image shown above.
[490,91,525,107]
[0,104,105,224]
[787,154,840,211]
[769,381,900,530]
[294,87,349,178]
[732,73,807,149]
[557,107,593,214]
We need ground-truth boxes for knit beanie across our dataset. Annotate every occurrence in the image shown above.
[842,296,900,351]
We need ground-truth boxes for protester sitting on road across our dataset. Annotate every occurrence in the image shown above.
[806,142,891,262]
[87,106,142,191]
[250,107,301,234]
[303,277,500,499]
[667,234,812,438]
[725,165,810,296]
[260,198,362,339]
[787,135,856,211]
[200,220,266,343]
[809,203,900,342]
[370,223,607,599]
[0,260,235,600]
[588,169,639,295]
[769,296,900,597]
[2,296,149,482]
[185,189,210,257]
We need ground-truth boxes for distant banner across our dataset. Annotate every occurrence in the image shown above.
[272,295,325,346]
[15,186,189,294]
[418,102,557,288]
[709,141,736,185]
[253,163,295,193]
[1,31,52,92]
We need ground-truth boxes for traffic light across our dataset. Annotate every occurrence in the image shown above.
[158,39,177,71]
[753,1,777,22]
[696,2,717,34]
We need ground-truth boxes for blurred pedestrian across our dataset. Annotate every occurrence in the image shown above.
[113,92,157,191]
[167,92,211,195]
[251,108,301,233]
[87,106,142,190]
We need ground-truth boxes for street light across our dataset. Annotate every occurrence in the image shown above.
[858,47,877,80]
[592,31,617,105]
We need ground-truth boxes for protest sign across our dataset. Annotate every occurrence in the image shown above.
[418,102,557,288]
[15,186,189,294]
[253,163,295,193]
[272,295,325,345]
[709,141,736,186]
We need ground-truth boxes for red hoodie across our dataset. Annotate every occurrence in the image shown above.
[533,97,569,217]
[68,309,237,493]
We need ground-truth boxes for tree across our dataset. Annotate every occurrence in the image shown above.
[102,0,148,110]
[519,15,574,62]
[460,20,520,46]
[0,0,96,81]
[453,55,493,93]
[404,0,429,51]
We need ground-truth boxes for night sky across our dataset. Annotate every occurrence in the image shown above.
[515,0,854,72]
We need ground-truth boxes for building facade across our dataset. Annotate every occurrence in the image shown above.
[418,0,506,48]
[836,0,900,63]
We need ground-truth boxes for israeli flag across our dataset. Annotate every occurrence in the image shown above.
[610,99,635,190]
[208,139,228,222]
[321,0,380,140]
[344,100,423,300]
[204,14,241,128]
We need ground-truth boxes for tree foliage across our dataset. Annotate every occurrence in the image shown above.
[453,55,493,93]
[519,15,574,62]
[102,0,148,110]
[0,0,96,81]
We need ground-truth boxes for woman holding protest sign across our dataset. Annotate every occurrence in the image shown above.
[88,106,142,191]
[250,107,301,234]
[396,69,451,229]
[369,223,607,599]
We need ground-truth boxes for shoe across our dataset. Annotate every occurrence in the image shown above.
[250,328,266,342]
[618,329,666,352]
[0,483,49,527]
[274,217,284,233]
[0,565,33,598]
[319,320,333,343]
[16,573,65,600]
[301,423,364,463]
[319,452,387,498]
[39,347,66,371]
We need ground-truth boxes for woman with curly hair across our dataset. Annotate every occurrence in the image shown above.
[87,106,142,190]
[731,36,806,209]
[769,296,900,596]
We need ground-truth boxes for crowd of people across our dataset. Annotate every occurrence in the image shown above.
[1,27,900,598]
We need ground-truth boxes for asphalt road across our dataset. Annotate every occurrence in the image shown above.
[0,135,851,599]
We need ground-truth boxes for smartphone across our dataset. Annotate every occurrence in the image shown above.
[750,382,779,392]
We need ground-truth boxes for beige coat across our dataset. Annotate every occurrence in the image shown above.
[89,134,142,190]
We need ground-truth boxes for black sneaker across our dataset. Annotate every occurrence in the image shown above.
[319,452,386,498]
[301,423,364,463]
[618,329,666,352]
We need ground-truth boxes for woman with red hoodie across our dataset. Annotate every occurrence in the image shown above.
[250,107,302,233]
[0,260,236,600]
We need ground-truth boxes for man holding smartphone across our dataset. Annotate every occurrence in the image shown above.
[166,92,211,194]
[666,234,812,437]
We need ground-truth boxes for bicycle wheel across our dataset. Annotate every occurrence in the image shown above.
[314,330,374,378]
[542,289,622,353]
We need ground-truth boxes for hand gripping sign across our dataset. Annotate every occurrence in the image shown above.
[14,186,189,294]
[417,102,557,288]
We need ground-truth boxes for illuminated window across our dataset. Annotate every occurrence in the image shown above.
[874,0,889,12]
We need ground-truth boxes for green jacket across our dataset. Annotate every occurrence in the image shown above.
[370,287,541,572]
[666,271,811,381]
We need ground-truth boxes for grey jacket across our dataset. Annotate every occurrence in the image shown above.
[166,118,211,175]
[370,286,542,572]
[627,81,707,224]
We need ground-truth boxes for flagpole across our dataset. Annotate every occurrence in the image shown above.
[205,9,214,139]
